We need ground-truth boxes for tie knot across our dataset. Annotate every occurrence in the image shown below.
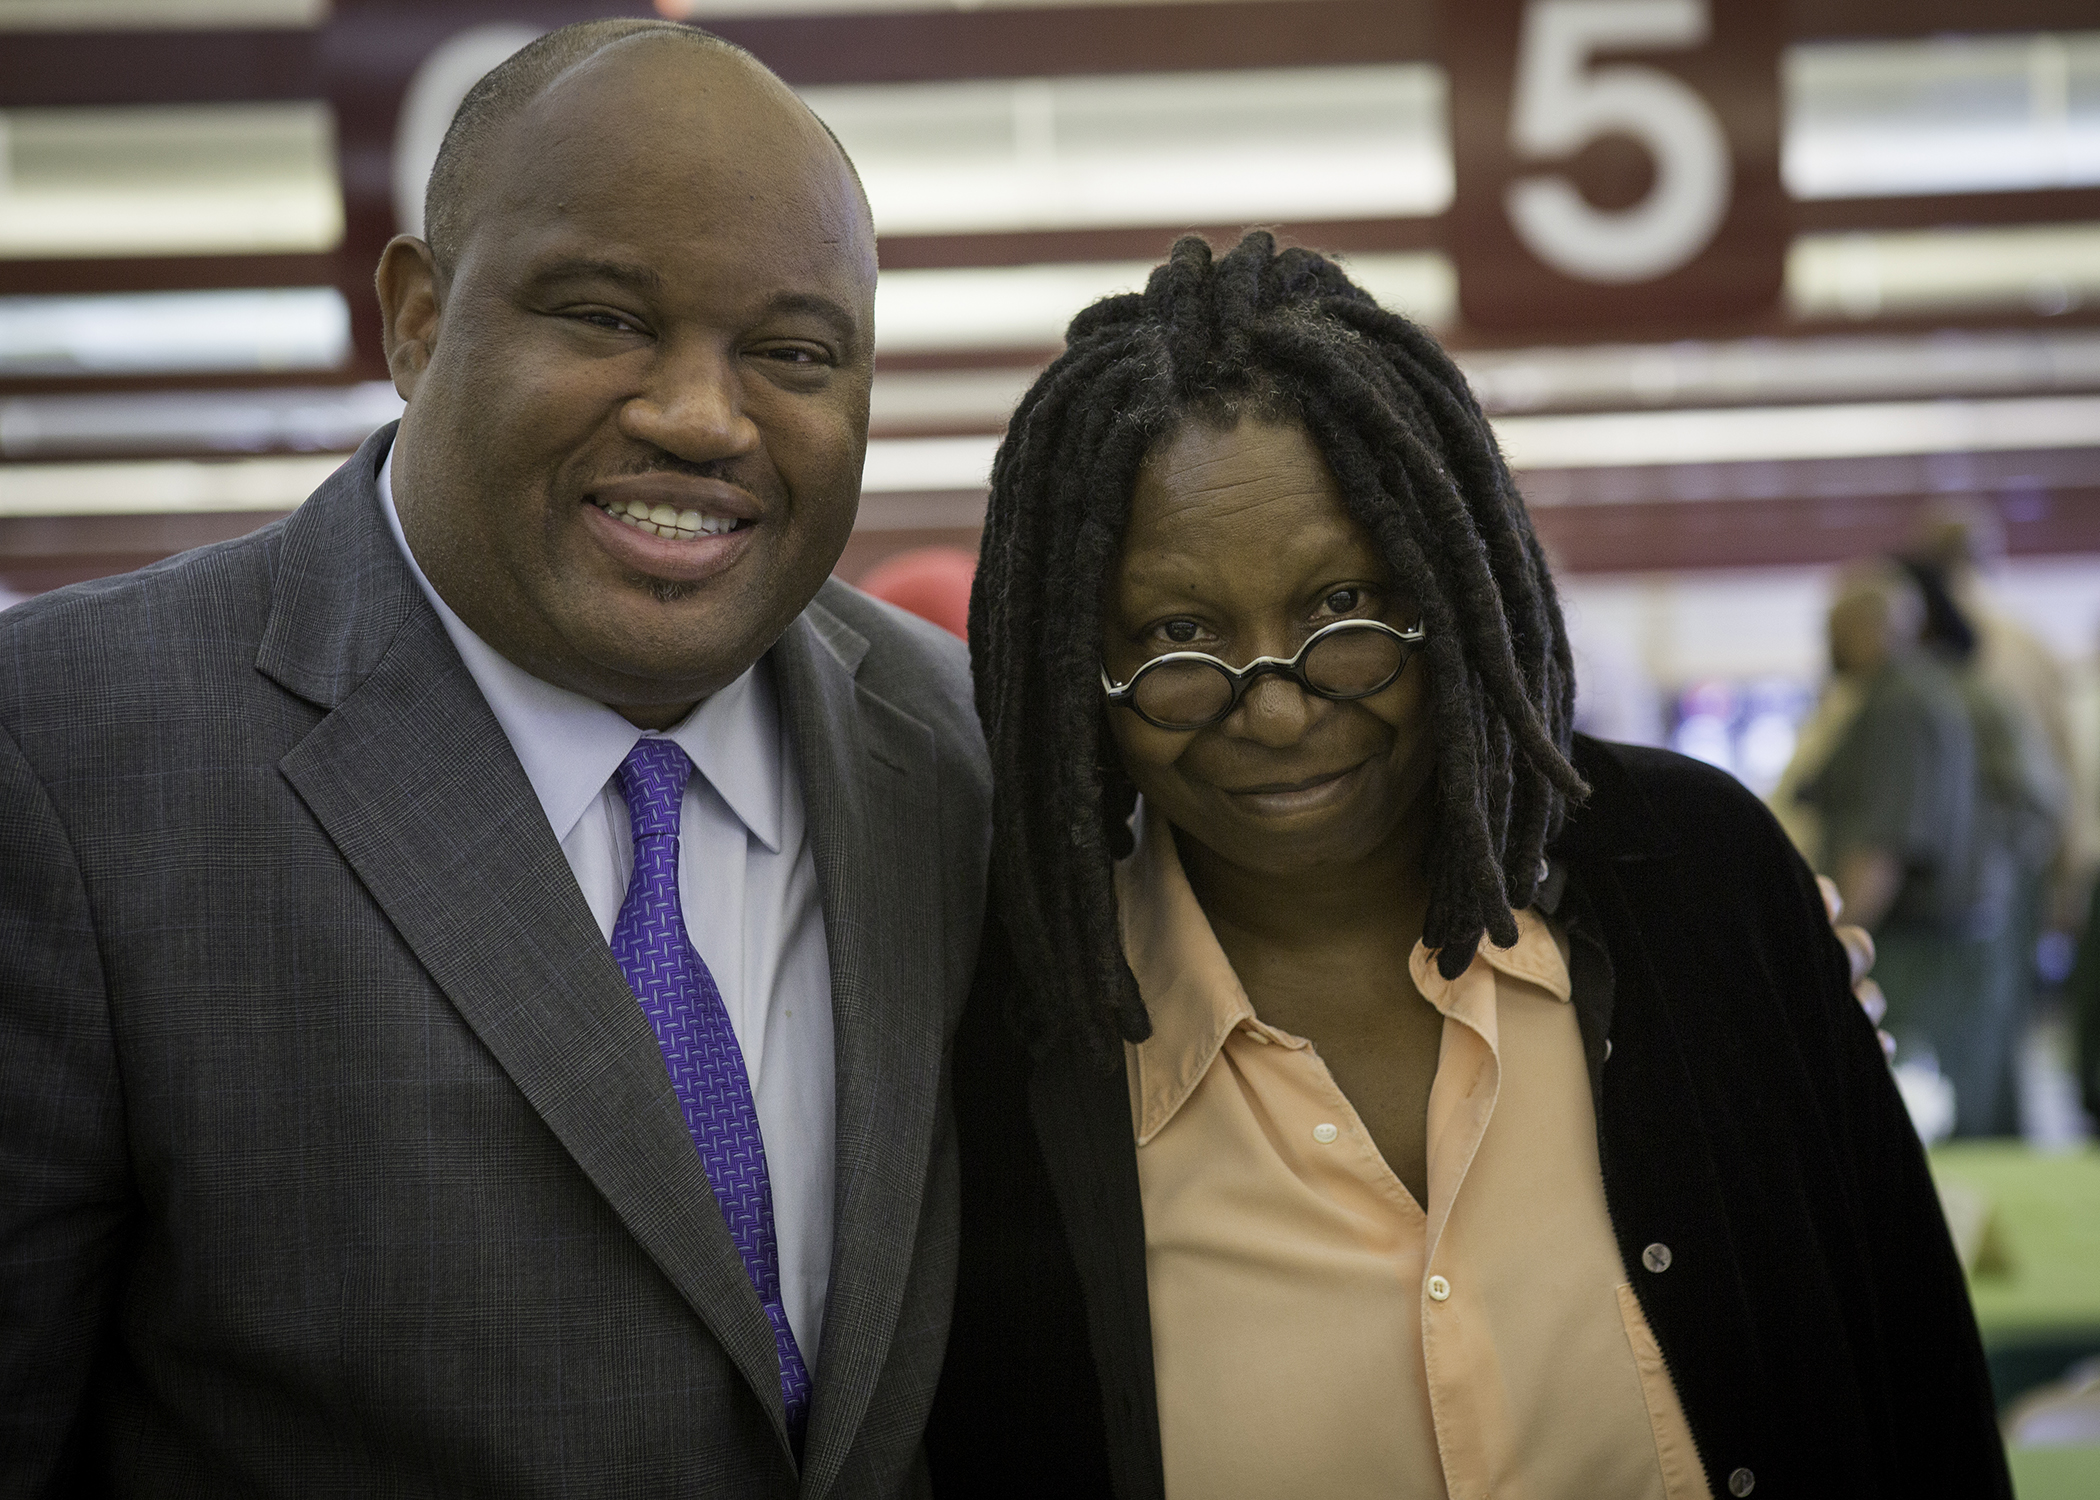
[616,737,694,841]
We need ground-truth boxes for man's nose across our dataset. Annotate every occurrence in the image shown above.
[1223,670,1314,747]
[619,341,761,461]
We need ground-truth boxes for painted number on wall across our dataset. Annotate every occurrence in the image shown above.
[1505,0,1730,283]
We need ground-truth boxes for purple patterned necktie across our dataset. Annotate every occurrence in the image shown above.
[610,737,811,1449]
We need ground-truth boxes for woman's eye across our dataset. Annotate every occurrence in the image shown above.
[1322,588,1363,615]
[1162,620,1200,644]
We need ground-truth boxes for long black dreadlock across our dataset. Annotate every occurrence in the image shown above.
[968,231,1587,1063]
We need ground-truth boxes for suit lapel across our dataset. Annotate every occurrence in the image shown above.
[260,432,793,1450]
[770,603,950,1500]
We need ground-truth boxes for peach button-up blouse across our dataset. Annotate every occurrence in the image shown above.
[1117,804,1710,1500]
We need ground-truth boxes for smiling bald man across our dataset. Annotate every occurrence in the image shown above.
[0,21,988,1497]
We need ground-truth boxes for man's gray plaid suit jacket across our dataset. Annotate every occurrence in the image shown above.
[0,425,992,1498]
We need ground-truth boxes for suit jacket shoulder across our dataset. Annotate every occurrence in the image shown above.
[1560,733,1782,860]
[0,515,289,725]
[805,579,979,758]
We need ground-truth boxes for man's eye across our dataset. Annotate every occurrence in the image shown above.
[577,311,641,334]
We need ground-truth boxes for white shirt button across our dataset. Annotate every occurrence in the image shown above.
[1426,1274,1451,1301]
[1312,1122,1339,1144]
[1642,1242,1673,1273]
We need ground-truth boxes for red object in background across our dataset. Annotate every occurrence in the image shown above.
[856,547,977,640]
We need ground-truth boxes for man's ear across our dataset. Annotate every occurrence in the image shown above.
[376,235,442,400]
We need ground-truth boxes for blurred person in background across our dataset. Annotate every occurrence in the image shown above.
[1795,565,2006,1133]
[2062,613,2100,1131]
[1897,553,2067,1135]
[1915,503,2088,1130]
[1914,500,2080,880]
[929,235,2008,1500]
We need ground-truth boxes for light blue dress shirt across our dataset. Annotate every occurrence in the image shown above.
[378,447,836,1364]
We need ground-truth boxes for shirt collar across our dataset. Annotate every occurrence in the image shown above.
[1117,802,1262,1146]
[1117,799,1568,1145]
[377,445,782,853]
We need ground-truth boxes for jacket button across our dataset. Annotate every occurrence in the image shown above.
[1604,1038,1613,1061]
[1642,1242,1673,1273]
[1728,1467,1755,1496]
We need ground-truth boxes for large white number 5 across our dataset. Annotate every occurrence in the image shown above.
[1505,0,1730,283]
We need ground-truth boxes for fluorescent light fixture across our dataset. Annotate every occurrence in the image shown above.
[1787,32,2100,199]
[0,381,402,459]
[0,453,347,518]
[1459,330,2100,414]
[9,395,2095,516]
[0,288,351,377]
[806,65,1449,237]
[876,261,1151,354]
[664,0,1278,14]
[855,491,990,530]
[874,252,1452,354]
[861,435,1001,493]
[853,393,2100,491]
[1788,223,2100,320]
[869,332,2100,436]
[0,103,341,259]
[1492,395,2100,472]
[870,367,1041,433]
[0,439,987,516]
[0,0,326,26]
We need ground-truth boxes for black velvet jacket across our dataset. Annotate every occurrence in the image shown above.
[926,737,2011,1499]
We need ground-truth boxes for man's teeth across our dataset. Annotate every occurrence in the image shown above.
[598,495,741,540]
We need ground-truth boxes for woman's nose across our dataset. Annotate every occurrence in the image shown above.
[1224,671,1315,746]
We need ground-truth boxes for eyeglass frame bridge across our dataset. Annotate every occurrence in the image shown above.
[1099,616,1427,731]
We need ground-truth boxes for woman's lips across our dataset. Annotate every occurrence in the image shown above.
[1221,759,1369,816]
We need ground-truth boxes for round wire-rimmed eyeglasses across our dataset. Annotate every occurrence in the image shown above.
[1100,617,1427,732]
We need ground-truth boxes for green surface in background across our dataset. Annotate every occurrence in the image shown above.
[1928,1145,2100,1499]
[2007,1444,2100,1500]
[1929,1143,2100,1339]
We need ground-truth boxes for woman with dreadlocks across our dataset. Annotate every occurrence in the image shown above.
[922,233,2006,1500]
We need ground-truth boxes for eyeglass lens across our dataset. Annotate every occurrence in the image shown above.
[1129,626,1407,728]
